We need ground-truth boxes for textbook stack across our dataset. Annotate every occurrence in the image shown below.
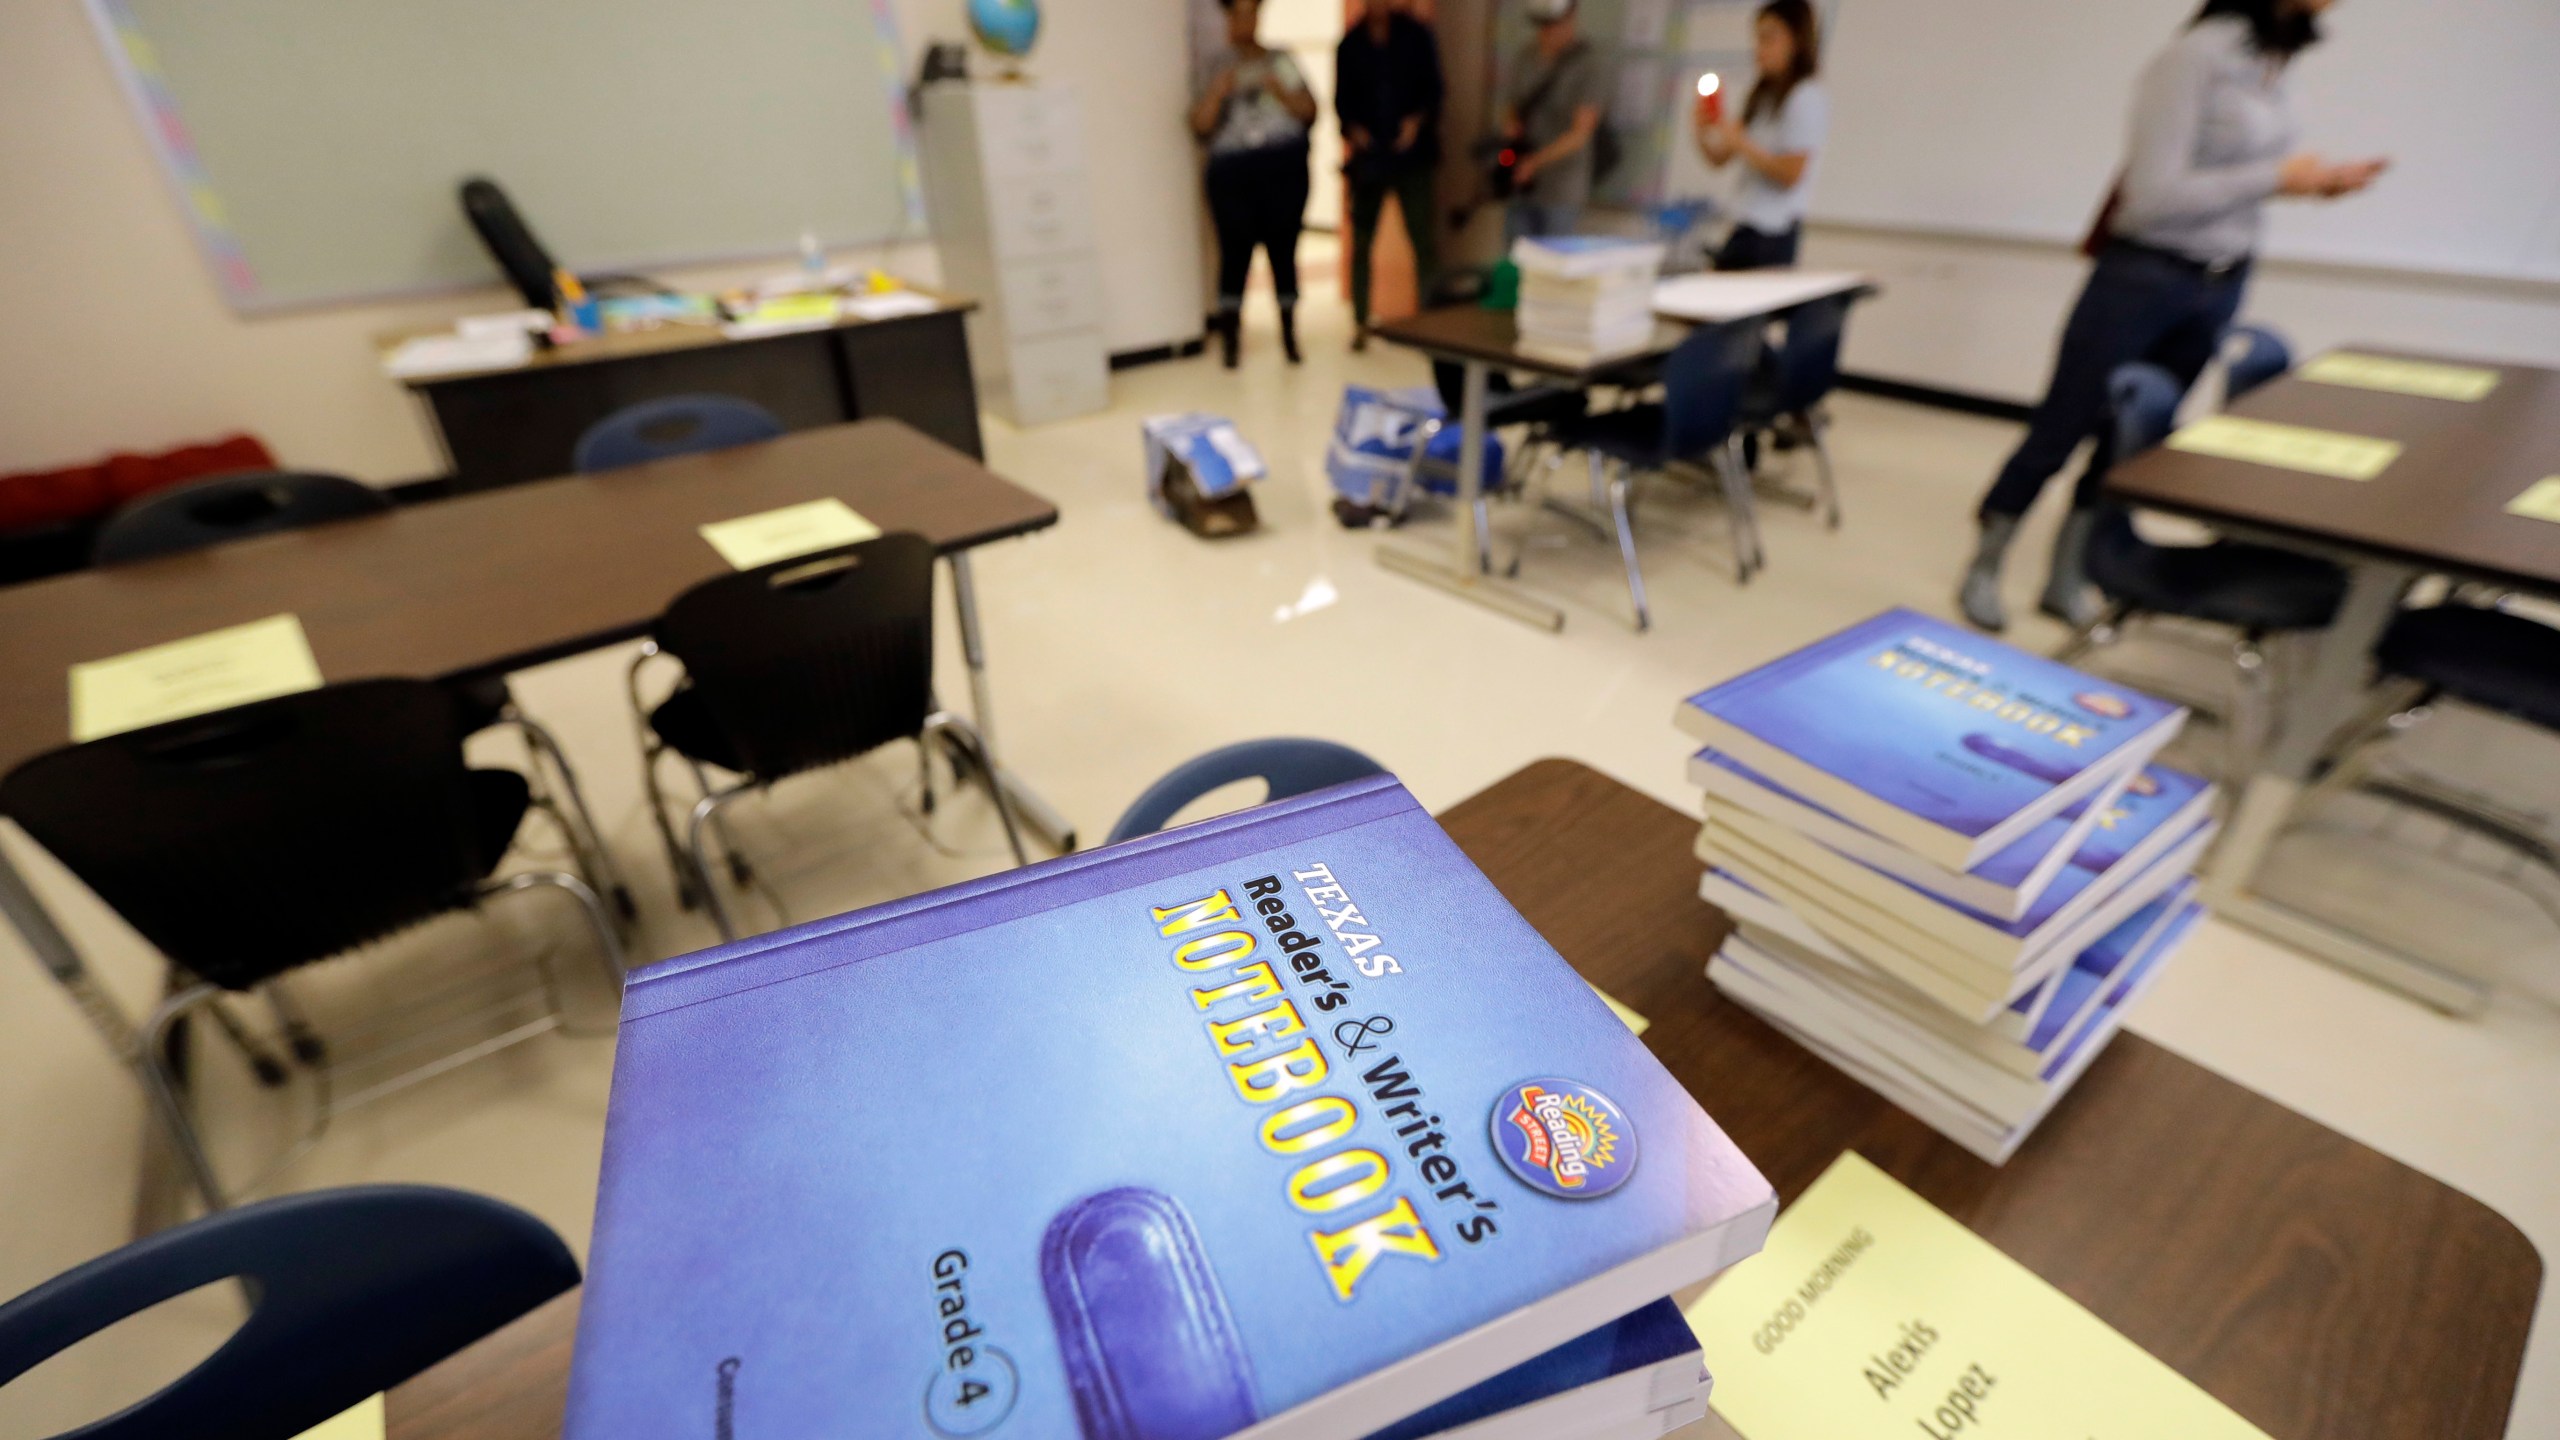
[1675,609,2216,1164]
[566,773,1778,1440]
[1510,236,1666,367]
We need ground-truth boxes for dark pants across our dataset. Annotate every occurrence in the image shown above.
[1205,143,1310,310]
[1348,164,1437,325]
[1978,242,2250,520]
[1715,223,1801,271]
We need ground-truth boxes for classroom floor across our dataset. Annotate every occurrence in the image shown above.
[4,248,2556,1437]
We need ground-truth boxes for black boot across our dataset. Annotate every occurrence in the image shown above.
[1214,308,1239,369]
[1279,305,1302,364]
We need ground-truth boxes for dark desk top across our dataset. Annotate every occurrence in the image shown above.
[386,760,2539,1440]
[0,420,1055,777]
[1370,304,1688,381]
[383,291,975,388]
[2109,348,2560,590]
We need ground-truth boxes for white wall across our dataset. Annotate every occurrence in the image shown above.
[0,0,1199,484]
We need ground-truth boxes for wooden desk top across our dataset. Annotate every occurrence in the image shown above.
[383,290,974,388]
[0,420,1055,777]
[1371,304,1688,380]
[386,760,2540,1440]
[2109,348,2560,590]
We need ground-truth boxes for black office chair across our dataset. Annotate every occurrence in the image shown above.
[0,1184,579,1440]
[573,394,786,473]
[1738,293,1853,529]
[1542,322,1766,628]
[0,680,625,1211]
[628,533,1026,939]
[89,471,635,924]
[91,471,391,566]
[1106,739,1386,845]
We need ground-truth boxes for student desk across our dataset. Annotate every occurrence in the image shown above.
[1369,275,1871,633]
[389,294,985,492]
[0,420,1066,1110]
[2108,349,2560,1012]
[385,760,2539,1440]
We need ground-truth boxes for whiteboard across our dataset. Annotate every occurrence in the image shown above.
[91,0,924,311]
[1810,0,2560,284]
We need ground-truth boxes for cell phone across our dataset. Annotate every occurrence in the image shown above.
[1695,72,1724,125]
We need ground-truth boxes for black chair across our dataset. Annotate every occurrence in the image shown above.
[0,680,625,1211]
[0,1184,578,1440]
[573,394,785,473]
[1107,739,1387,845]
[1543,322,1767,628]
[629,533,1026,939]
[89,471,634,923]
[90,471,391,566]
[1738,293,1853,529]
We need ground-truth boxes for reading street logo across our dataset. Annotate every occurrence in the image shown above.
[1490,1080,1635,1199]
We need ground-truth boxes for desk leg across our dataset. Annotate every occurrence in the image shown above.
[947,551,1078,853]
[2206,559,2486,1014]
[1376,359,1567,633]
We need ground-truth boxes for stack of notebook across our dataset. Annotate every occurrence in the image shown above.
[1510,236,1666,367]
[1675,609,2216,1164]
[563,774,1777,1439]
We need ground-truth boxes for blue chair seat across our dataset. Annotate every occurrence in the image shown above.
[2376,605,2560,733]
[1107,739,1385,846]
[2086,510,2348,633]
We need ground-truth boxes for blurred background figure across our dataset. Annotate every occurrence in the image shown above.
[1336,0,1444,349]
[1192,0,1319,367]
[1958,0,2384,632]
[1694,0,1828,271]
[1501,0,1603,241]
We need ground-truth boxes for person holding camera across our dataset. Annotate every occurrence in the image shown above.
[1500,0,1604,241]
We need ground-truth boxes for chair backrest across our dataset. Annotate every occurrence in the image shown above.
[656,533,938,781]
[1763,294,1852,417]
[0,680,496,990]
[1660,322,1765,461]
[2223,324,2293,400]
[0,1185,578,1440]
[1106,739,1387,845]
[92,472,390,566]
[572,394,786,473]
[2108,361,2186,460]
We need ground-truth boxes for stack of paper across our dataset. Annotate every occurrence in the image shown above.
[1512,236,1666,366]
[1674,609,2215,1163]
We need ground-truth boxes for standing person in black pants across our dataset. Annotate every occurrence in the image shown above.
[1336,0,1444,350]
[1192,0,1318,368]
[1958,0,2384,632]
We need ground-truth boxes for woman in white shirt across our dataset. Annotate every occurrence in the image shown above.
[1694,0,1827,271]
[1192,0,1318,367]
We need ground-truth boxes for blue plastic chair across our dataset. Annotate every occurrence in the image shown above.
[93,471,390,567]
[2223,323,2293,400]
[1740,293,1854,529]
[0,1185,579,1440]
[1106,739,1386,845]
[572,394,786,472]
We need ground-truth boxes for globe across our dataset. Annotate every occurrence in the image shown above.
[967,0,1041,59]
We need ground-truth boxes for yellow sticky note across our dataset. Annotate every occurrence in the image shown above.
[290,1394,385,1440]
[1685,1153,2272,1439]
[2505,477,2560,525]
[1589,983,1650,1036]
[2167,415,2403,482]
[69,614,323,742]
[2299,351,2501,403]
[698,498,883,570]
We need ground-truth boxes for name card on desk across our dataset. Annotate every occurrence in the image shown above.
[1684,1152,2272,1439]
[2167,415,2403,482]
[70,614,323,742]
[698,498,883,571]
[2505,477,2560,525]
[2299,352,2502,403]
[290,1393,384,1440]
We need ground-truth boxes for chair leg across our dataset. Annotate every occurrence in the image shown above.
[142,982,232,1212]
[480,870,629,990]
[681,757,754,887]
[1603,463,1651,633]
[2052,603,2133,666]
[264,979,327,1066]
[200,995,290,1088]
[926,712,1032,868]
[1806,415,1842,530]
[511,714,639,925]
[639,741,701,912]
[1713,439,1759,584]
[687,785,759,942]
[917,734,938,816]
[2297,679,2435,817]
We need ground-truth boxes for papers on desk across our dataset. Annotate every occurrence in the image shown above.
[1684,1152,2276,1439]
[382,328,532,379]
[697,498,882,570]
[2507,477,2560,525]
[70,614,323,742]
[841,290,942,321]
[720,293,844,339]
[289,1393,385,1440]
[2166,415,2404,482]
[2299,351,2502,403]
[1651,271,1868,324]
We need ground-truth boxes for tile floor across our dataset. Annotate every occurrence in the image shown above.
[3,258,2554,1436]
